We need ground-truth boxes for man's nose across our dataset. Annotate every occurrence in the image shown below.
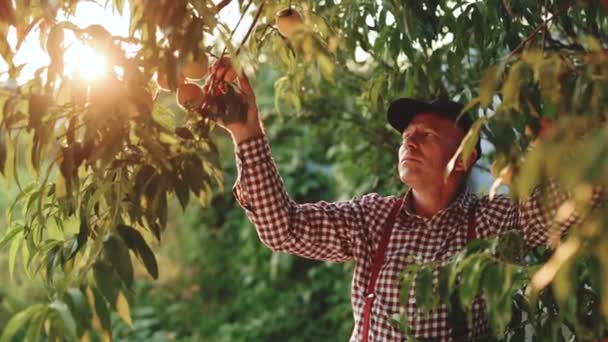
[404,135,421,150]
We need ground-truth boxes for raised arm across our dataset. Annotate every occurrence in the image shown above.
[233,135,388,262]
[210,59,384,262]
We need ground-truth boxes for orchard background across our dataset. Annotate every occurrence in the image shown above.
[0,0,608,341]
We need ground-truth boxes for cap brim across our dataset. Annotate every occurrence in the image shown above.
[387,98,436,133]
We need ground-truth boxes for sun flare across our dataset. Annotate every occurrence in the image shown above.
[63,41,107,81]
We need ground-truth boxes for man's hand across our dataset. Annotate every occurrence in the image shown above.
[205,58,264,144]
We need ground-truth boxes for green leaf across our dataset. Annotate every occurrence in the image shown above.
[64,287,91,334]
[3,132,15,186]
[24,309,47,342]
[415,266,435,312]
[8,230,22,280]
[62,235,81,263]
[479,65,499,108]
[113,0,126,15]
[437,264,453,303]
[458,255,489,309]
[174,176,190,211]
[0,304,45,342]
[445,118,485,180]
[93,261,120,305]
[464,239,492,255]
[49,300,77,339]
[116,224,158,279]
[488,289,513,336]
[78,212,90,247]
[0,224,24,250]
[86,286,112,336]
[482,262,504,305]
[399,263,421,307]
[501,62,522,111]
[397,269,418,335]
[46,244,62,282]
[318,53,334,82]
[581,35,602,52]
[513,143,543,200]
[0,132,6,175]
[104,234,134,287]
[175,127,195,140]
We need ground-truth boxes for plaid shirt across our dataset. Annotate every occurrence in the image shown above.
[232,135,582,341]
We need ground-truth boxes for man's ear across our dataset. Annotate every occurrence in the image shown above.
[454,149,478,172]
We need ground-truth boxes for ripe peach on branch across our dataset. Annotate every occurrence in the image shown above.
[177,83,205,111]
[275,7,304,39]
[181,55,209,81]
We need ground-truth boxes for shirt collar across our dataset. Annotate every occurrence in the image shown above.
[401,186,475,219]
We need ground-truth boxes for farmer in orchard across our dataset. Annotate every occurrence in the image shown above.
[209,61,595,342]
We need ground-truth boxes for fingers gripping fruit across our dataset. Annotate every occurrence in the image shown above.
[200,80,248,125]
[209,57,238,84]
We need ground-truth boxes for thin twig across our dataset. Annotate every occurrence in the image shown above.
[235,1,266,56]
[503,8,566,61]
[220,0,254,58]
[541,0,548,52]
[203,0,266,100]
[206,0,256,93]
[216,0,232,13]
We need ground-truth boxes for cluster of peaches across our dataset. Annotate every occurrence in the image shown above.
[156,7,304,122]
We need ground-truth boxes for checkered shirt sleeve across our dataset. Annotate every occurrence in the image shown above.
[477,182,604,248]
[232,135,381,262]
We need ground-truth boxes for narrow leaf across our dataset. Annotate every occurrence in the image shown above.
[116,224,158,279]
[8,230,22,280]
[64,287,91,334]
[104,234,134,287]
[24,309,46,342]
[115,291,133,328]
[86,286,112,335]
[0,224,24,250]
[415,266,435,312]
[93,261,120,305]
[49,300,77,339]
[0,304,45,342]
[445,118,485,181]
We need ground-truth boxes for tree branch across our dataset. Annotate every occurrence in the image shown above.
[215,0,231,13]
[541,0,548,51]
[235,1,266,56]
[504,8,566,61]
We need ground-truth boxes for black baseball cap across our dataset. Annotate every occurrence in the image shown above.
[387,98,482,157]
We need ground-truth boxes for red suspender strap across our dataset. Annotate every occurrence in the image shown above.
[466,201,478,241]
[362,197,404,342]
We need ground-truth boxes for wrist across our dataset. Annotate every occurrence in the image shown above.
[230,123,264,144]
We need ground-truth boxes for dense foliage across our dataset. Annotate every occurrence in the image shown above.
[0,0,607,341]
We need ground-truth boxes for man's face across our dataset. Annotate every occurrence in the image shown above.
[398,112,466,188]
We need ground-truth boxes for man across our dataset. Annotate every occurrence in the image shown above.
[212,64,578,341]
